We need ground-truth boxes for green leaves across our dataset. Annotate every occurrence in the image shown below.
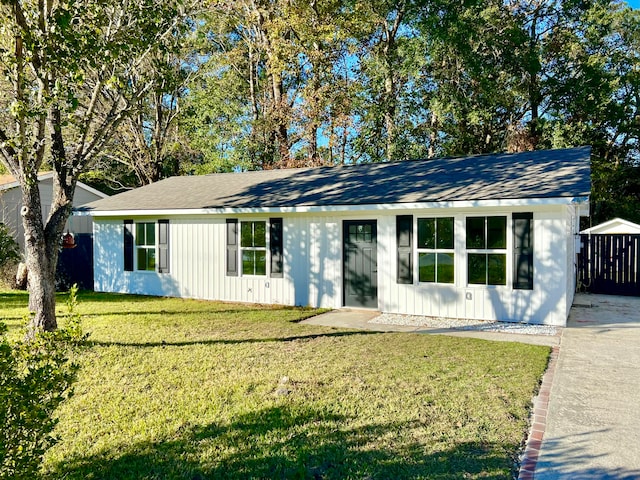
[0,288,86,479]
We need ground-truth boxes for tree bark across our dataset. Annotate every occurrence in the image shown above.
[21,178,57,331]
[527,5,541,149]
[380,1,405,163]
[270,70,291,167]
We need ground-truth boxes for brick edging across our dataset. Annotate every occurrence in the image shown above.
[518,345,559,480]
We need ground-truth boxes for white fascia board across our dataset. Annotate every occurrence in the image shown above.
[81,196,585,217]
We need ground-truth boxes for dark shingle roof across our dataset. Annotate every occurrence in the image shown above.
[80,147,591,213]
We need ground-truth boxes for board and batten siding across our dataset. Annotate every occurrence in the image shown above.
[93,203,579,326]
[379,208,570,325]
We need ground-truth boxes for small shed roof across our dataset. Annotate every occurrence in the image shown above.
[80,146,591,214]
[581,218,640,234]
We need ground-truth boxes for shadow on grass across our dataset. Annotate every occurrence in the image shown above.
[0,290,29,307]
[75,291,319,314]
[82,308,321,320]
[88,330,381,348]
[46,404,516,480]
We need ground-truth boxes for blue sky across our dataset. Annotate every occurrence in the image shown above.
[627,0,640,9]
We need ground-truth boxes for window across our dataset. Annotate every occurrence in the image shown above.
[136,222,156,271]
[227,218,283,277]
[466,216,506,285]
[123,220,170,273]
[417,217,454,283]
[241,221,267,275]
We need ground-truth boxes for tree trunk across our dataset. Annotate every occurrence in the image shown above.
[527,9,541,149]
[21,169,76,332]
[270,71,290,167]
[380,2,405,163]
[384,66,396,162]
[21,179,58,332]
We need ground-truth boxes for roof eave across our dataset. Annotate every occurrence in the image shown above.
[78,196,588,217]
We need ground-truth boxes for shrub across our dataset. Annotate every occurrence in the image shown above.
[0,286,86,480]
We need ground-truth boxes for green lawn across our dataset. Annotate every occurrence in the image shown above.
[0,291,549,479]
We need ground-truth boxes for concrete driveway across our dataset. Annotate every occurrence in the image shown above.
[532,294,640,479]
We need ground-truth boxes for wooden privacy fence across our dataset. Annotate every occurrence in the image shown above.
[577,234,640,296]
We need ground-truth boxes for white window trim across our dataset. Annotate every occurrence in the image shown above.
[134,221,158,273]
[465,215,509,287]
[416,216,456,285]
[240,219,269,277]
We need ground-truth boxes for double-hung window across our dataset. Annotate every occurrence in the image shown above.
[136,222,156,271]
[124,219,170,273]
[241,221,267,275]
[227,218,283,277]
[466,216,507,285]
[417,217,455,283]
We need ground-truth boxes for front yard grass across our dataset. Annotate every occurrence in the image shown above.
[0,290,550,479]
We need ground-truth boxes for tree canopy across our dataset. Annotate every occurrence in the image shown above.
[0,0,193,330]
[86,0,639,223]
[1,0,638,331]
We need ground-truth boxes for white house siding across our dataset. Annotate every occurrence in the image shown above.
[93,203,578,325]
[379,207,569,326]
[564,204,581,319]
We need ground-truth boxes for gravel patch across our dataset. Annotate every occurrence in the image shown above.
[370,313,558,336]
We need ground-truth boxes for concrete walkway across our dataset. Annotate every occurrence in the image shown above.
[532,294,640,479]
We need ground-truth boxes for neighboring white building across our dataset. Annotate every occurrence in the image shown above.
[580,218,640,235]
[80,147,591,326]
[0,172,107,250]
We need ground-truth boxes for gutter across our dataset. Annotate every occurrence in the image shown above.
[76,196,588,217]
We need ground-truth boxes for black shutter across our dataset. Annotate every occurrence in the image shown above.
[396,215,413,284]
[158,220,170,273]
[513,213,534,290]
[124,220,134,272]
[226,219,238,276]
[270,218,283,278]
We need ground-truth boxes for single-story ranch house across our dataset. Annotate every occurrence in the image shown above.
[79,146,591,326]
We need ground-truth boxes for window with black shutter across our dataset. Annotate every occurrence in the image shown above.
[124,220,170,273]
